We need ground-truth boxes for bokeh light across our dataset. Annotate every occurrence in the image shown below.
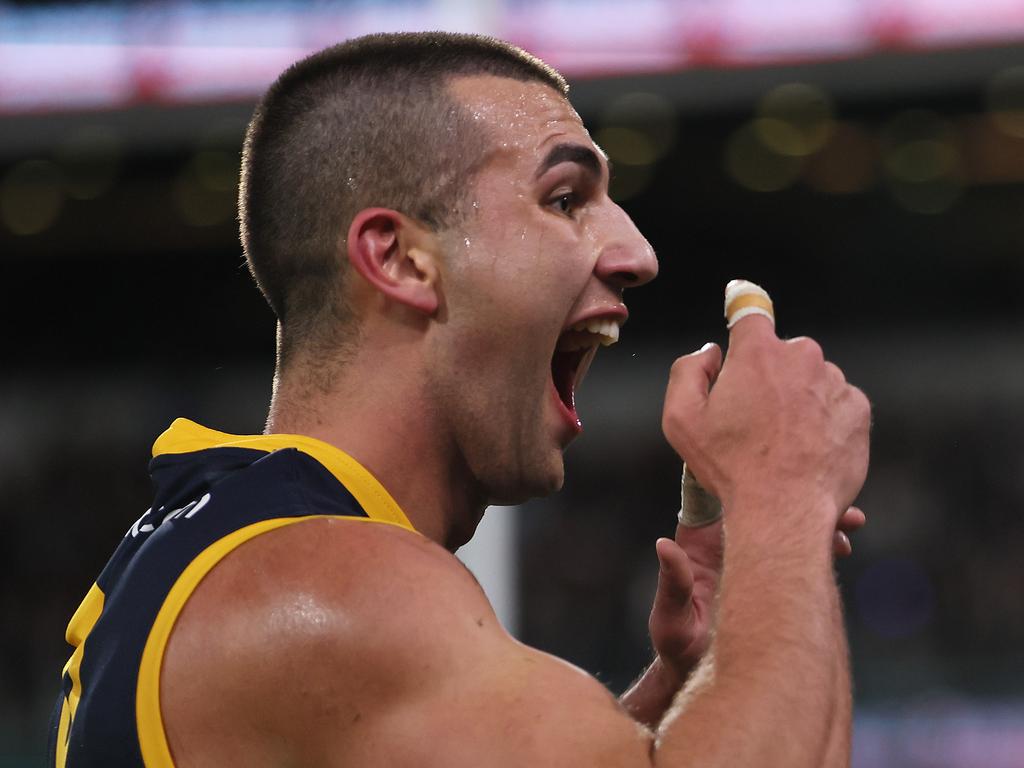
[172,149,239,227]
[726,82,837,193]
[606,164,656,202]
[725,121,803,192]
[882,110,962,214]
[55,125,122,201]
[598,91,676,161]
[960,115,1024,186]
[598,126,659,167]
[986,65,1024,140]
[802,122,877,194]
[596,92,676,201]
[755,82,835,157]
[0,159,65,236]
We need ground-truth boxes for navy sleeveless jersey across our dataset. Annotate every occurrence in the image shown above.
[48,418,416,767]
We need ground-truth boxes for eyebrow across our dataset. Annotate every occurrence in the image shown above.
[534,142,608,182]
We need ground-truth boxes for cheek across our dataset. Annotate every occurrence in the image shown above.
[447,221,588,360]
[454,251,562,330]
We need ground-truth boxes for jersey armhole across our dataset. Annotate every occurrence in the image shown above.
[135,514,410,767]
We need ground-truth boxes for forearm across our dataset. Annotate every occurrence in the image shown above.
[652,504,841,768]
[821,579,852,767]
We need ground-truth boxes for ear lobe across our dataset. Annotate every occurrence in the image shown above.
[346,208,440,316]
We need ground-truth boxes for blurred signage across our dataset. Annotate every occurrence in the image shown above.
[2,0,1024,113]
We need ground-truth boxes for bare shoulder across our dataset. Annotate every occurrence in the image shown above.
[162,517,651,768]
[161,518,484,763]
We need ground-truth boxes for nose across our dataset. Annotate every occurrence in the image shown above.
[593,206,659,290]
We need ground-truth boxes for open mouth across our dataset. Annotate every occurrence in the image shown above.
[550,319,620,428]
[551,347,590,415]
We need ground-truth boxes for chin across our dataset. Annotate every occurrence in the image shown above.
[487,456,565,505]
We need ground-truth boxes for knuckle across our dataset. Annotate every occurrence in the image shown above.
[788,336,824,363]
[669,356,690,377]
[849,385,871,419]
[824,361,847,383]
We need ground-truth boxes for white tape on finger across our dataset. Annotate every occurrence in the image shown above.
[678,463,722,527]
[676,279,776,527]
[724,279,775,329]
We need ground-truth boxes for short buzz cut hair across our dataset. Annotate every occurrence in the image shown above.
[239,31,568,370]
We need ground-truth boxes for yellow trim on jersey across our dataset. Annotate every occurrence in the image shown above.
[54,699,70,768]
[152,418,414,531]
[137,514,412,767]
[63,583,105,717]
[56,582,105,768]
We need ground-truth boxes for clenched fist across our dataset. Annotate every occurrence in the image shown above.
[661,313,870,544]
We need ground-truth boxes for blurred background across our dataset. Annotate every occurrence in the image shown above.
[4,0,1024,765]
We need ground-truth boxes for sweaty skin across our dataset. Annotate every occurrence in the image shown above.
[161,75,871,767]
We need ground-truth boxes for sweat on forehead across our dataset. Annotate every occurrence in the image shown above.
[446,75,590,178]
[449,76,582,136]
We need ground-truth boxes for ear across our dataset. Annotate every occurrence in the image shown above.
[346,208,440,316]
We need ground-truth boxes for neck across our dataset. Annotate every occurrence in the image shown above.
[265,348,486,551]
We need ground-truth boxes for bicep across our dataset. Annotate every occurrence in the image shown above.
[304,522,653,767]
[163,518,653,768]
[352,638,653,768]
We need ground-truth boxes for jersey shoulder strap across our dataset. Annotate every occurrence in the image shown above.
[51,419,417,768]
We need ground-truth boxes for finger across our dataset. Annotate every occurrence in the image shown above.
[783,335,825,364]
[654,537,695,609]
[824,361,847,386]
[664,343,723,420]
[833,530,852,557]
[724,279,778,353]
[838,506,866,533]
[729,313,777,347]
[674,517,724,571]
[678,465,722,528]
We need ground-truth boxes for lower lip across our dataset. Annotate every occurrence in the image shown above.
[549,378,583,437]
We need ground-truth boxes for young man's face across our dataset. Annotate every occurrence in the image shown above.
[427,75,658,505]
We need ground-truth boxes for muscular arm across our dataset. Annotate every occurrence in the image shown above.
[162,518,653,768]
[656,498,841,767]
[162,315,869,767]
[162,512,851,768]
[823,580,853,767]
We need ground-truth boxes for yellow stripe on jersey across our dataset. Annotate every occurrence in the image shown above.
[56,582,106,767]
[151,419,415,532]
[136,514,412,767]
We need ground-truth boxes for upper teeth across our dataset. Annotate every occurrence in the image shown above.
[567,318,621,347]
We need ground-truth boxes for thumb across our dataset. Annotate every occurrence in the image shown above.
[726,313,777,360]
[724,279,778,358]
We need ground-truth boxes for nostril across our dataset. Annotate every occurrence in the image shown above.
[595,243,658,288]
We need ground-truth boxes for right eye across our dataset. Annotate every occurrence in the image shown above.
[550,191,580,217]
